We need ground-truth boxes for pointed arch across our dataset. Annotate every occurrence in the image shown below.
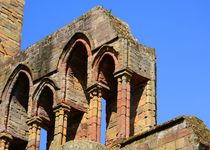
[88,46,121,144]
[0,64,33,148]
[57,32,92,104]
[1,64,33,124]
[92,45,120,83]
[32,78,59,115]
[1,64,33,103]
[57,32,92,73]
[32,78,57,148]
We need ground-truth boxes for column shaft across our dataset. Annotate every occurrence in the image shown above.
[53,103,70,146]
[115,70,132,139]
[26,121,41,150]
[88,87,102,142]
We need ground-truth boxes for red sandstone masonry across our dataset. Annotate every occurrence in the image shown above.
[2,1,207,150]
[115,116,210,150]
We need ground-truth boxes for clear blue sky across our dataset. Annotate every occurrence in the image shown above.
[22,0,210,148]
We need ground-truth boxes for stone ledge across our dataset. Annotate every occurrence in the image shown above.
[115,115,210,148]
[57,140,107,150]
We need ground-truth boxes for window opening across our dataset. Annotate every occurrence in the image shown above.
[40,128,47,150]
[100,98,106,144]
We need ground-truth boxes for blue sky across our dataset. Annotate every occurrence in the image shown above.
[22,0,210,148]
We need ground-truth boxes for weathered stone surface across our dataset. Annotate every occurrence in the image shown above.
[112,116,210,150]
[0,0,24,57]
[57,140,107,150]
[0,1,209,150]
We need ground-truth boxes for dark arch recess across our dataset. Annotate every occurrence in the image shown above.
[8,72,31,150]
[37,86,55,149]
[97,54,118,145]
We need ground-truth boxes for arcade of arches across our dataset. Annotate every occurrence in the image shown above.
[0,2,158,149]
[2,36,155,150]
[0,36,156,150]
[1,2,209,150]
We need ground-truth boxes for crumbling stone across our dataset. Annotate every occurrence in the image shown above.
[0,1,209,150]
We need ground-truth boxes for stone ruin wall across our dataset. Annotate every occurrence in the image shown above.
[0,2,157,149]
[58,116,210,150]
[115,116,210,150]
[0,1,209,150]
[0,0,24,58]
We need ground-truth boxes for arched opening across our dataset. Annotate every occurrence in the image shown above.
[65,41,89,141]
[97,54,117,145]
[66,41,88,105]
[8,72,30,149]
[37,86,55,149]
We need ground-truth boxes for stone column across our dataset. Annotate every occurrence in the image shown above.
[0,132,12,150]
[145,80,156,129]
[26,117,42,150]
[53,103,70,146]
[114,69,132,139]
[87,84,102,142]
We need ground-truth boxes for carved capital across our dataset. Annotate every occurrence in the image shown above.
[114,68,133,82]
[53,102,71,113]
[86,82,104,96]
[26,116,42,126]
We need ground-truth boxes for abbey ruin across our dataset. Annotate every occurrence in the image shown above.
[0,1,209,149]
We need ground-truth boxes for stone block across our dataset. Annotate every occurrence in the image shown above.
[165,141,175,150]
[175,137,185,149]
